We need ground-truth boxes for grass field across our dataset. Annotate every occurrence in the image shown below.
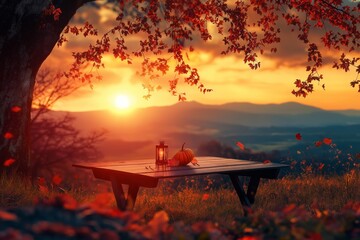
[1,170,359,239]
[1,170,359,223]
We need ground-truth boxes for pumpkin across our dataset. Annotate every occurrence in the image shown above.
[172,143,195,166]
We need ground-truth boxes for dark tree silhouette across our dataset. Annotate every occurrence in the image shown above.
[30,69,105,180]
[31,68,83,123]
[0,0,359,175]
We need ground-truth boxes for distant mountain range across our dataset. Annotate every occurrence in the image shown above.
[46,101,360,159]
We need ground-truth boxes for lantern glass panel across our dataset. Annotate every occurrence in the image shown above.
[156,141,168,165]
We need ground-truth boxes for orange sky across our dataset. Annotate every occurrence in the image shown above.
[43,5,360,112]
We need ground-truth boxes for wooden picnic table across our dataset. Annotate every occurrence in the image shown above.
[73,156,288,215]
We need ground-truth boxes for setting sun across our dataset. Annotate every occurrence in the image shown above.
[114,95,131,109]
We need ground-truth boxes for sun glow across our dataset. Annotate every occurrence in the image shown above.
[114,95,131,110]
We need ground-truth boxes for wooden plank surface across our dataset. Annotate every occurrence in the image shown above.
[74,156,288,180]
[73,156,257,169]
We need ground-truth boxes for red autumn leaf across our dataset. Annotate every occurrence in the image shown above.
[283,204,297,214]
[39,185,49,195]
[53,8,62,21]
[356,153,360,159]
[4,132,14,139]
[90,193,115,208]
[309,233,322,240]
[263,160,271,164]
[318,163,325,170]
[323,137,332,145]
[38,177,46,186]
[11,106,21,112]
[3,158,15,167]
[52,175,62,185]
[0,210,18,221]
[243,228,254,234]
[191,158,198,165]
[295,133,302,140]
[32,221,76,236]
[239,237,260,240]
[236,141,245,150]
[202,193,209,201]
[63,196,79,211]
[315,141,323,147]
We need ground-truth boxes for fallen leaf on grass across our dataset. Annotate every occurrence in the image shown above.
[98,230,119,240]
[244,227,254,234]
[52,175,62,186]
[282,204,298,215]
[32,221,76,237]
[239,237,261,240]
[90,193,115,209]
[309,233,322,240]
[39,185,49,195]
[202,193,210,201]
[0,229,30,240]
[295,133,302,140]
[38,177,46,186]
[0,210,18,221]
[60,194,78,211]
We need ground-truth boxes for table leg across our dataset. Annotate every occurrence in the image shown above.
[247,176,260,204]
[111,178,140,211]
[126,185,140,210]
[229,174,251,216]
[111,178,126,210]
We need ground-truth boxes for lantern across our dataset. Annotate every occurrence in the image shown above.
[156,141,168,165]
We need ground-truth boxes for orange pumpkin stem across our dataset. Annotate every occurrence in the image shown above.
[181,142,186,151]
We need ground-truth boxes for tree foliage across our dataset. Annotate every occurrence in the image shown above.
[58,0,360,99]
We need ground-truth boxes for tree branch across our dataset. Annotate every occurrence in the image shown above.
[319,0,357,21]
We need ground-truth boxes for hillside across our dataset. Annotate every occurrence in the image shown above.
[43,102,360,159]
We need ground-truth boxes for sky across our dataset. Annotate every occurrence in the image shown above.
[42,3,360,112]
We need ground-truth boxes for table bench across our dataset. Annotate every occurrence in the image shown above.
[73,156,288,215]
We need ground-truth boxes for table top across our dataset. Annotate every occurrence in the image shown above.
[73,156,288,179]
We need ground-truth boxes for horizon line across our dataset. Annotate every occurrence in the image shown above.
[48,100,360,113]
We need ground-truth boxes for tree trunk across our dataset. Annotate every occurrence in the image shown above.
[0,0,89,176]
